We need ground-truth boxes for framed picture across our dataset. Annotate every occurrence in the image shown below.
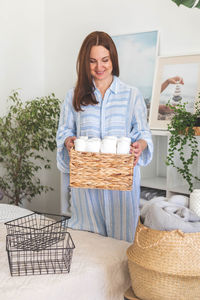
[112,31,159,118]
[149,54,200,130]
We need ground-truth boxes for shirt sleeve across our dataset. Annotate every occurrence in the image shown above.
[129,88,153,166]
[56,89,76,173]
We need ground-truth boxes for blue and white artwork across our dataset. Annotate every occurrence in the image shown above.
[149,54,200,130]
[112,30,159,114]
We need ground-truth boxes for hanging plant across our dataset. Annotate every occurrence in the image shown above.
[166,98,200,192]
[172,0,200,8]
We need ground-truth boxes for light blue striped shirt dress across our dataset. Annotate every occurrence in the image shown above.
[56,76,153,242]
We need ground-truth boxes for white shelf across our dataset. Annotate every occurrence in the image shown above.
[141,176,167,190]
[151,129,169,136]
[168,185,189,195]
[141,133,200,196]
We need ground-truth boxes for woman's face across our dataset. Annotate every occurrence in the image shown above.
[89,45,113,83]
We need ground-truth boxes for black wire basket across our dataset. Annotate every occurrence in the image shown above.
[6,231,75,276]
[4,212,70,250]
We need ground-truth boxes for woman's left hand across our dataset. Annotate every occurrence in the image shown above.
[130,140,147,166]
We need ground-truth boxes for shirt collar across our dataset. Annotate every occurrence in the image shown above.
[93,75,119,94]
[109,75,119,94]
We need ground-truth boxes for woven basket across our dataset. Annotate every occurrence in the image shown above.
[69,148,134,191]
[127,221,200,300]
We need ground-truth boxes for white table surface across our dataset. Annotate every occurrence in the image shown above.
[0,204,131,300]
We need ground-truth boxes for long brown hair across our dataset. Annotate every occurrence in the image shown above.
[73,31,119,111]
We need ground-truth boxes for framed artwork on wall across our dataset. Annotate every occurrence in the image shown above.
[112,30,159,118]
[149,54,200,130]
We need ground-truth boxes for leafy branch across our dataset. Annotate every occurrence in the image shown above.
[172,0,200,8]
[0,91,61,205]
[166,99,200,192]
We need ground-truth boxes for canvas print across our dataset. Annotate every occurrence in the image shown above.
[112,30,159,117]
[149,55,200,130]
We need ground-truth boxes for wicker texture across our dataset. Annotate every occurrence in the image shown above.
[124,287,140,299]
[69,148,134,191]
[127,221,200,300]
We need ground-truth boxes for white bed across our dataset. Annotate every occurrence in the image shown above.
[0,204,131,300]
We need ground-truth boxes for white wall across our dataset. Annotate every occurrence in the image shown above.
[0,0,44,114]
[44,0,200,100]
[0,0,61,214]
[1,0,200,213]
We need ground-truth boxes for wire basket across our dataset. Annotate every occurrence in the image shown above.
[4,212,69,250]
[70,148,134,191]
[6,231,75,276]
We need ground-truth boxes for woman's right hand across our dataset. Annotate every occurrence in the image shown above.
[64,136,76,151]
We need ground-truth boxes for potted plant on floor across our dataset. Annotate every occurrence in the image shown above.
[166,97,200,192]
[0,91,61,206]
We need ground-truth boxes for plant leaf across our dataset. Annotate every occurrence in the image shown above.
[195,0,200,7]
[172,0,196,7]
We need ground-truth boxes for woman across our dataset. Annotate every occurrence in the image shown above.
[56,31,153,242]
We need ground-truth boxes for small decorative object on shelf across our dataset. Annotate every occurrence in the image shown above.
[172,83,182,103]
[189,189,200,217]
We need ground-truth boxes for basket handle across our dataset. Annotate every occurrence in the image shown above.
[135,226,186,249]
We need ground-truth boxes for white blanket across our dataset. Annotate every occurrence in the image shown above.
[140,196,200,233]
[0,205,131,300]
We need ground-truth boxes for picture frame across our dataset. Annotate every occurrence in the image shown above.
[149,54,200,130]
[112,30,159,118]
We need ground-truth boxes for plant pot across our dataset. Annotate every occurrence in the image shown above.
[193,127,200,136]
[193,117,200,135]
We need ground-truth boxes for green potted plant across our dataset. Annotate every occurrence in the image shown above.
[0,91,61,206]
[166,98,200,192]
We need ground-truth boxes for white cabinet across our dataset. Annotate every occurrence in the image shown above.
[140,130,200,197]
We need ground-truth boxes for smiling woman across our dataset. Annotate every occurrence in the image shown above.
[56,31,153,243]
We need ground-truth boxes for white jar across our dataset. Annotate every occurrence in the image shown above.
[101,138,117,154]
[117,137,131,145]
[74,138,86,152]
[79,136,88,141]
[104,136,118,141]
[86,138,101,153]
[117,140,130,154]
[189,189,200,217]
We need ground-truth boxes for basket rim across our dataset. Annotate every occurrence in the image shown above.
[138,219,200,236]
[4,211,69,230]
[70,146,134,157]
[6,231,75,252]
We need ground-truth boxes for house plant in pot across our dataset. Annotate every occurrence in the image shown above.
[0,91,61,206]
[166,98,200,193]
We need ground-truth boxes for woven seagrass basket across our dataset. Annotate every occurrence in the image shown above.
[69,148,134,191]
[127,220,200,300]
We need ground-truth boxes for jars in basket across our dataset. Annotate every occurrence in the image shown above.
[190,189,200,217]
[74,138,87,151]
[101,136,117,154]
[86,138,101,153]
[117,137,131,154]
